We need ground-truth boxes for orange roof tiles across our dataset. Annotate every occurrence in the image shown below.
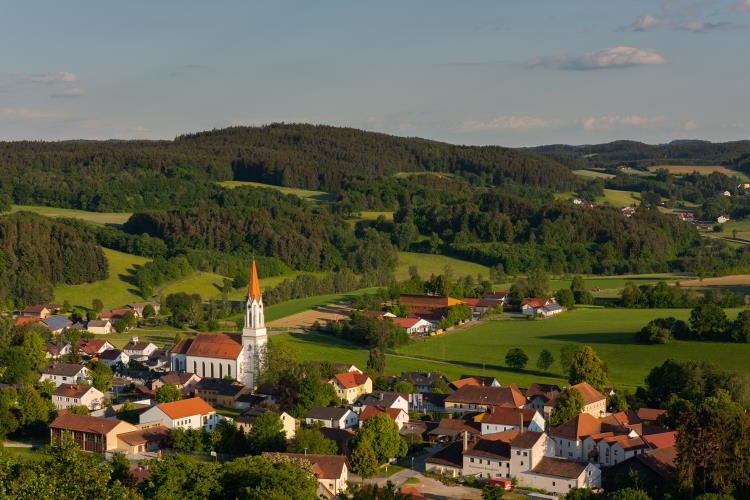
[52,383,95,399]
[184,332,243,360]
[569,382,606,405]
[445,385,526,407]
[390,317,424,328]
[550,413,605,441]
[50,412,128,435]
[644,431,677,449]
[248,260,262,301]
[521,298,549,308]
[332,372,371,389]
[637,408,667,421]
[15,317,40,326]
[155,397,215,419]
[481,407,537,426]
[358,406,406,422]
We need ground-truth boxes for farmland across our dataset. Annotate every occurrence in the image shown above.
[216,180,333,202]
[572,169,614,179]
[9,205,132,226]
[395,252,490,281]
[647,165,740,176]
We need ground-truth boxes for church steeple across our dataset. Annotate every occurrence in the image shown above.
[241,260,267,389]
[247,260,262,302]
[244,260,265,332]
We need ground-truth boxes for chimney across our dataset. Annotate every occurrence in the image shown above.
[463,431,468,451]
[130,336,139,343]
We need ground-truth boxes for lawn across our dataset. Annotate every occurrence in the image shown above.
[2,446,44,461]
[395,252,489,281]
[395,308,750,390]
[708,217,750,242]
[216,180,333,203]
[105,328,193,349]
[547,273,690,293]
[647,165,743,177]
[158,271,228,301]
[10,204,132,226]
[597,189,639,207]
[572,169,614,179]
[54,248,149,310]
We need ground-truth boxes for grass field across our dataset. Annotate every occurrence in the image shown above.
[54,248,148,310]
[572,169,614,179]
[393,171,454,179]
[9,205,131,226]
[707,218,750,242]
[216,180,333,202]
[106,328,193,349]
[394,308,750,390]
[396,252,489,281]
[647,165,740,176]
[598,189,639,207]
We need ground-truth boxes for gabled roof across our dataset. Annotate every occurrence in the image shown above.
[610,410,642,426]
[169,338,193,355]
[123,341,156,352]
[195,378,246,397]
[465,437,511,460]
[86,319,111,328]
[509,430,545,449]
[247,260,262,301]
[481,407,538,426]
[532,457,588,479]
[445,385,526,407]
[358,406,406,422]
[461,298,480,307]
[425,441,463,468]
[117,425,170,446]
[42,314,72,331]
[98,349,124,361]
[390,317,427,328]
[159,372,200,386]
[50,412,127,435]
[637,408,667,421]
[75,338,113,355]
[634,446,677,478]
[52,383,97,399]
[482,291,510,300]
[331,372,371,389]
[453,375,499,388]
[569,382,606,405]
[154,397,215,419]
[41,362,87,377]
[361,310,394,318]
[45,341,70,356]
[306,406,353,420]
[550,413,607,441]
[264,453,348,479]
[525,383,562,402]
[15,317,40,326]
[643,431,677,449]
[184,332,243,360]
[401,371,445,386]
[354,391,405,408]
[521,298,549,308]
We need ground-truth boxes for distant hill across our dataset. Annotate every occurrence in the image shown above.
[527,139,750,168]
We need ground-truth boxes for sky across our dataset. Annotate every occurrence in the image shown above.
[1,0,749,146]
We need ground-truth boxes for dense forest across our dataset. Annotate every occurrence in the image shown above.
[0,214,107,306]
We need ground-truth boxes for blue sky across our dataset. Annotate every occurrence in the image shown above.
[1,0,748,146]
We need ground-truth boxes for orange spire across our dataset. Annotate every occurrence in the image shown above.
[248,260,261,301]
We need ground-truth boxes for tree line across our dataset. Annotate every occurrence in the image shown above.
[636,304,750,344]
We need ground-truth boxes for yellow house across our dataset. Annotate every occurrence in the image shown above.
[329,372,373,404]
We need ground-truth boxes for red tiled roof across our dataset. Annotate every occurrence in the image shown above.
[155,397,215,419]
[332,372,371,389]
[520,298,549,308]
[461,298,480,307]
[358,406,406,422]
[75,338,112,355]
[52,383,96,399]
[611,410,642,426]
[185,332,243,360]
[569,382,606,405]
[550,413,605,441]
[482,407,538,426]
[390,317,425,328]
[169,338,193,355]
[15,317,40,326]
[445,385,526,407]
[637,408,667,422]
[483,291,510,300]
[50,412,128,435]
[643,431,677,449]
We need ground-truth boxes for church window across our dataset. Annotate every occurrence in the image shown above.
[211,364,215,378]
[219,364,223,378]
[202,362,206,377]
[227,364,231,378]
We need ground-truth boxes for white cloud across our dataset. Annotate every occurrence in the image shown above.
[527,46,666,71]
[736,0,750,12]
[679,21,739,32]
[682,120,698,130]
[30,72,77,84]
[459,116,563,131]
[49,87,85,98]
[581,115,665,130]
[0,107,70,119]
[631,15,675,31]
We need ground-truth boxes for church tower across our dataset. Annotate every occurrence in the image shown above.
[240,260,267,389]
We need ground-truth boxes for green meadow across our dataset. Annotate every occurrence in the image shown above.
[395,252,490,281]
[216,180,333,203]
[10,205,132,226]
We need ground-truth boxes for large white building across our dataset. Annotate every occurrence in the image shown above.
[168,261,267,389]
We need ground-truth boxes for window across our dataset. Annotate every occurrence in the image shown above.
[470,458,474,463]
[516,451,520,455]
[523,452,528,456]
[520,461,524,466]
[552,482,556,486]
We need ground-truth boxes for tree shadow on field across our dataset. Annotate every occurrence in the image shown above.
[540,332,636,345]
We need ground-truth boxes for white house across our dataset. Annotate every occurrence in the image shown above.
[39,363,91,387]
[52,383,104,410]
[139,397,221,431]
[305,406,358,429]
[518,457,601,495]
[45,341,72,359]
[123,337,159,361]
[358,406,409,431]
[86,319,113,335]
[582,433,648,467]
[389,317,432,334]
[520,298,553,316]
[98,349,130,367]
[479,407,545,435]
[717,215,731,224]
[352,391,409,414]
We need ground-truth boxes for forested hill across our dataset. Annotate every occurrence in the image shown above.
[528,139,750,168]
[0,124,578,212]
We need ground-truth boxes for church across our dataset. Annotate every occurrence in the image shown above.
[169,261,268,389]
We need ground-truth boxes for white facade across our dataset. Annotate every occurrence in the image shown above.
[185,354,240,380]
[100,350,130,367]
[39,366,91,387]
[480,412,546,435]
[306,410,358,429]
[52,386,104,410]
[139,405,221,431]
[518,463,601,495]
[240,292,267,389]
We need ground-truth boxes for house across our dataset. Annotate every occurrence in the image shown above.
[358,406,409,430]
[75,338,115,357]
[550,413,631,459]
[621,206,636,217]
[520,298,553,316]
[567,382,607,418]
[264,453,350,496]
[39,363,91,387]
[353,391,409,414]
[123,337,159,361]
[139,397,221,431]
[389,316,432,334]
[643,431,676,449]
[444,385,526,412]
[425,441,464,477]
[427,417,481,443]
[45,341,72,360]
[116,425,170,456]
[305,406,358,429]
[400,371,446,393]
[524,383,562,419]
[478,407,545,434]
[604,446,676,492]
[320,427,355,454]
[519,457,601,495]
[49,413,137,453]
[464,430,554,481]
[467,298,503,315]
[153,372,201,394]
[717,215,730,223]
[482,290,511,305]
[52,383,104,410]
[328,372,372,404]
[20,304,60,319]
[255,382,281,404]
[722,191,732,197]
[236,408,298,438]
[194,377,249,408]
[410,392,449,413]
[127,301,161,318]
[583,433,649,466]
[539,304,567,317]
[41,314,72,334]
[398,294,464,320]
[637,408,667,425]
[450,375,501,391]
[98,349,129,367]
[100,308,132,321]
[361,310,396,319]
[86,319,113,335]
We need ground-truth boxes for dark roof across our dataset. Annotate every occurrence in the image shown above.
[420,392,448,407]
[465,437,511,460]
[482,407,538,426]
[117,425,170,446]
[354,392,405,408]
[98,349,123,361]
[45,341,69,356]
[52,383,96,399]
[195,378,246,397]
[235,393,267,406]
[532,457,589,479]
[236,407,285,425]
[50,413,127,434]
[401,371,445,386]
[42,314,72,331]
[255,381,281,396]
[159,372,200,386]
[42,362,86,377]
[263,453,349,479]
[525,383,562,403]
[635,446,677,478]
[123,341,155,352]
[306,406,352,420]
[509,431,545,449]
[445,385,525,407]
[425,441,464,468]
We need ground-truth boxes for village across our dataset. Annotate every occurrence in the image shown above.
[1,261,679,500]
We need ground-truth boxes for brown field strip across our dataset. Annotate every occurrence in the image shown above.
[267,302,351,328]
